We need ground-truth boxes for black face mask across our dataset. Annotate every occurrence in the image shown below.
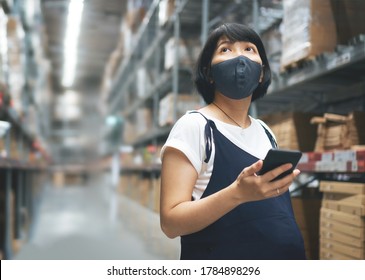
[211,55,262,99]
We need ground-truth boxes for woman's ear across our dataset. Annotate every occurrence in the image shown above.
[204,66,214,84]
[259,65,264,83]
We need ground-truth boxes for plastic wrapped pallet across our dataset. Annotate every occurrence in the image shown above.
[280,0,337,70]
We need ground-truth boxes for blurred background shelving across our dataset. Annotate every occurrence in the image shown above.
[0,0,364,260]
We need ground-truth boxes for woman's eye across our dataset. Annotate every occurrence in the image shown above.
[245,47,254,52]
[221,47,230,53]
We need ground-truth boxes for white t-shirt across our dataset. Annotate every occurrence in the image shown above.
[160,111,275,200]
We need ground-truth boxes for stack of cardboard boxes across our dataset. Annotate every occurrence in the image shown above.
[311,112,365,152]
[119,173,161,213]
[291,189,322,260]
[319,181,365,259]
[260,112,317,152]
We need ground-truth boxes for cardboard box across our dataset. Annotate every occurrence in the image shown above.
[320,228,364,248]
[322,192,352,202]
[322,200,365,216]
[311,112,365,152]
[330,0,365,44]
[342,195,365,206]
[321,217,365,239]
[281,0,337,70]
[53,172,65,188]
[320,237,364,259]
[320,246,354,260]
[291,196,321,259]
[260,112,318,152]
[320,208,365,227]
[319,181,365,195]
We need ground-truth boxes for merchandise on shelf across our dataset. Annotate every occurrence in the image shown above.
[319,180,365,260]
[261,25,282,74]
[119,173,161,213]
[158,92,200,127]
[123,120,137,144]
[116,0,151,57]
[6,16,25,116]
[298,148,365,173]
[158,0,175,26]
[260,112,318,152]
[135,107,152,137]
[280,0,337,70]
[118,17,134,56]
[311,112,365,152]
[164,37,201,70]
[125,2,147,33]
[136,66,153,98]
[0,7,7,83]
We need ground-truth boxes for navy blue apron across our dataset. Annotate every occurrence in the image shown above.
[180,113,306,260]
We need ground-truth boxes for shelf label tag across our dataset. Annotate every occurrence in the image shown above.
[326,52,351,70]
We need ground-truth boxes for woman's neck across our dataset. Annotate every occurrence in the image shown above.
[210,96,251,128]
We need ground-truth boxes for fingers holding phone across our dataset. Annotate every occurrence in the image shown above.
[257,149,302,196]
[264,165,301,196]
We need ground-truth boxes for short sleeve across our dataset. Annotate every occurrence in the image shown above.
[160,113,206,174]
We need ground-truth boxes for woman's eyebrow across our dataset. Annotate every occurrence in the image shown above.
[216,40,232,47]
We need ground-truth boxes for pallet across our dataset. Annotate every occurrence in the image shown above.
[280,55,317,73]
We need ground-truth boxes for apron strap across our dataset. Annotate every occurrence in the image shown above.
[189,111,213,163]
[260,124,277,148]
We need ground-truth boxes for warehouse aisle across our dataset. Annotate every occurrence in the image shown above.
[13,173,179,260]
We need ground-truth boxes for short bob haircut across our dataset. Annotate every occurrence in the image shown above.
[194,23,271,104]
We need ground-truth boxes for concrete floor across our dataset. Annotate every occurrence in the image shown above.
[13,174,180,260]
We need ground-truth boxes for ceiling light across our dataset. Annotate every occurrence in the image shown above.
[62,0,84,87]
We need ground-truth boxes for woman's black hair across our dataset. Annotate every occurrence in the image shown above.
[194,23,271,104]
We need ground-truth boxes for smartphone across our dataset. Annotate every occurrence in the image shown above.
[257,149,302,181]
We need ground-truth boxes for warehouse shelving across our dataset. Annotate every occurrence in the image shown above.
[102,0,365,171]
[0,2,50,260]
[256,34,365,116]
[103,0,365,175]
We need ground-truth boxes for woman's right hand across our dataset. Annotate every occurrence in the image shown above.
[233,160,300,203]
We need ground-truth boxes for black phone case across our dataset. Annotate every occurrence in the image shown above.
[258,149,302,181]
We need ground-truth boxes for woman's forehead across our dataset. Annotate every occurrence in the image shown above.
[216,36,255,46]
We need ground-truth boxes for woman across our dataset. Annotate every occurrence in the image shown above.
[160,23,306,260]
